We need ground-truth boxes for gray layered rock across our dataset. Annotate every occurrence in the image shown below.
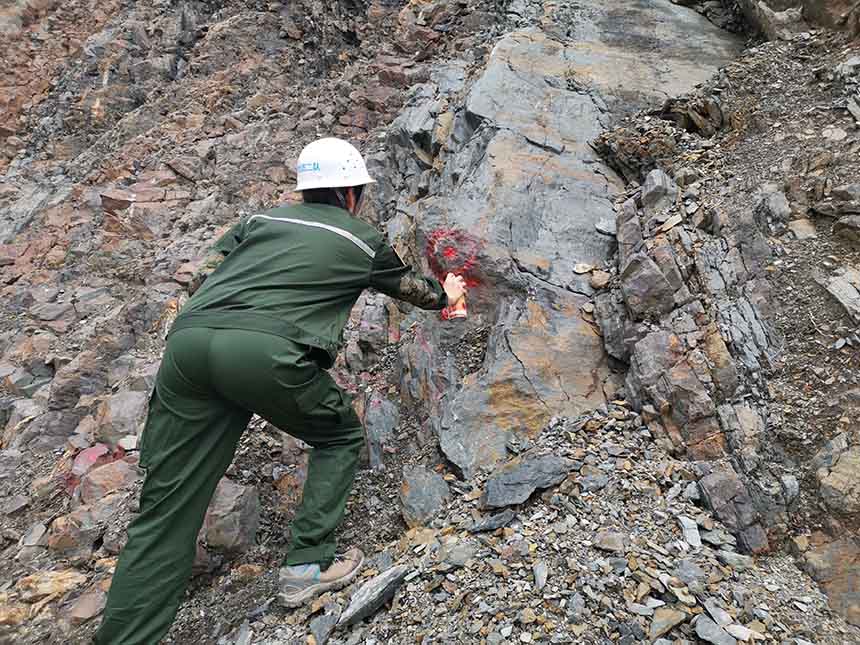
[641,170,679,218]
[363,393,400,471]
[375,2,740,479]
[469,508,516,533]
[694,615,737,645]
[591,121,782,554]
[399,465,450,527]
[818,266,860,323]
[338,565,410,626]
[481,454,576,509]
[200,478,259,552]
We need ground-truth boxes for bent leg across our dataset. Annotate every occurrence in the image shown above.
[283,374,364,566]
[207,330,365,567]
[95,329,250,645]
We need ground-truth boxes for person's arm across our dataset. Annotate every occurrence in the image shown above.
[370,244,463,310]
[187,218,247,295]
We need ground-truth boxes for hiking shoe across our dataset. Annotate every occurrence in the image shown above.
[277,548,364,607]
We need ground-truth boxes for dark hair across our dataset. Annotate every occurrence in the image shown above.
[302,185,363,209]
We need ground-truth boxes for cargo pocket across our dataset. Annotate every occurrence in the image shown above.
[292,371,331,416]
[137,386,159,470]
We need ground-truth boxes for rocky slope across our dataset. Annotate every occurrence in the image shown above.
[1,0,859,644]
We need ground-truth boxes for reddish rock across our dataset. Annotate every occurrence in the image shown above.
[99,189,135,212]
[65,584,107,625]
[349,84,399,112]
[0,243,24,267]
[78,459,141,505]
[802,538,860,626]
[173,259,201,286]
[338,110,376,131]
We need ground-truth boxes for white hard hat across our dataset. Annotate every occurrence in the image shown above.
[294,137,376,191]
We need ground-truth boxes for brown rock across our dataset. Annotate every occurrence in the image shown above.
[803,538,860,626]
[48,493,125,560]
[590,270,611,290]
[0,599,28,626]
[78,459,141,505]
[649,607,688,639]
[819,447,860,515]
[16,569,87,602]
[835,215,860,243]
[99,189,135,212]
[65,585,107,625]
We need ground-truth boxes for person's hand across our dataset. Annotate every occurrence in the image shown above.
[443,273,466,304]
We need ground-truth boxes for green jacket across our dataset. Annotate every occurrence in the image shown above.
[170,203,447,367]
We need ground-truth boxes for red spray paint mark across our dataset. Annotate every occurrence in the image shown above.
[426,228,482,320]
[426,228,482,287]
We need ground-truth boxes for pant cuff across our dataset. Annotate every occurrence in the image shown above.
[284,543,336,567]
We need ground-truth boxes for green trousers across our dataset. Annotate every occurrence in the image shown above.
[94,327,364,645]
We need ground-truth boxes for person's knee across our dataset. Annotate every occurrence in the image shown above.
[307,424,365,451]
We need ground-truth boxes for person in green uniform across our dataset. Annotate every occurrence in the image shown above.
[94,137,466,644]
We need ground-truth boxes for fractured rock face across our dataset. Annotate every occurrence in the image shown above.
[399,465,450,527]
[77,458,141,506]
[92,389,149,446]
[440,292,607,478]
[699,469,768,554]
[363,393,400,471]
[378,2,739,484]
[201,478,260,553]
[47,493,126,562]
[818,446,860,516]
[801,538,860,626]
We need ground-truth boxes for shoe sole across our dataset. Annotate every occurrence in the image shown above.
[277,553,365,608]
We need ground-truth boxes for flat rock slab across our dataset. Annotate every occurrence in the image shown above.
[818,265,860,322]
[650,607,688,640]
[562,0,743,113]
[339,564,410,626]
[481,454,576,508]
[695,615,737,645]
[593,530,627,553]
[469,508,516,533]
[787,218,817,240]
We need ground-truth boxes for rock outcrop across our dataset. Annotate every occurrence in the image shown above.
[376,0,741,478]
